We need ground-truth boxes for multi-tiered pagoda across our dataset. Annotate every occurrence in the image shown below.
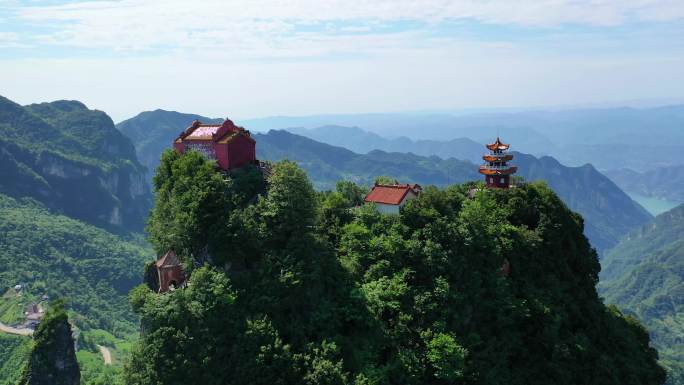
[479,137,517,188]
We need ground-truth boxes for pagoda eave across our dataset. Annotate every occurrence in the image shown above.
[479,166,518,176]
[483,154,513,162]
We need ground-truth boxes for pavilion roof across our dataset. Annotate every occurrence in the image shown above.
[156,250,181,268]
[486,137,510,151]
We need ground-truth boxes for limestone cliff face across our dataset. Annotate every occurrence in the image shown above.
[19,305,80,385]
[0,96,152,232]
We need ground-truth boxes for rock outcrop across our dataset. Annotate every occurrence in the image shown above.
[18,303,80,385]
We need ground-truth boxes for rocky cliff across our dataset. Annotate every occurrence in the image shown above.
[0,95,152,232]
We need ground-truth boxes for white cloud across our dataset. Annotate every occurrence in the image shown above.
[0,31,27,48]
[8,0,684,56]
[2,0,683,120]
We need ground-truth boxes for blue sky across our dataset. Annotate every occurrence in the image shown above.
[1,0,683,121]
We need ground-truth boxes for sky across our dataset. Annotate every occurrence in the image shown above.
[1,0,684,122]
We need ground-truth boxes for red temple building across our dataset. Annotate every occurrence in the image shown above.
[174,118,256,171]
[154,250,186,293]
[479,137,518,188]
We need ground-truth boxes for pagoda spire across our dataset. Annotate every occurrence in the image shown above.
[479,137,518,188]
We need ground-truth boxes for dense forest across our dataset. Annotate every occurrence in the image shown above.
[0,194,149,335]
[600,204,684,384]
[0,334,32,385]
[0,193,150,384]
[123,150,665,385]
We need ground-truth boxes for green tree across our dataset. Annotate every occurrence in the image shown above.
[335,181,366,207]
[259,160,316,249]
[424,332,467,381]
[373,176,397,185]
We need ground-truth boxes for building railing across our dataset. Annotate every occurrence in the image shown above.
[480,165,515,170]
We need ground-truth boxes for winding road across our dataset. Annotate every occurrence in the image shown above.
[2,321,113,366]
[98,344,112,365]
[0,321,33,336]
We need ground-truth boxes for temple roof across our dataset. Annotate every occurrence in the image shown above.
[486,137,510,151]
[185,125,221,140]
[156,250,181,268]
[364,184,420,205]
[178,118,254,143]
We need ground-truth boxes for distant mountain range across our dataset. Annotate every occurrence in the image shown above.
[285,125,484,163]
[117,109,651,253]
[600,203,684,383]
[239,106,684,173]
[0,96,151,232]
[255,129,478,188]
[606,168,684,202]
[513,152,651,253]
[240,105,684,147]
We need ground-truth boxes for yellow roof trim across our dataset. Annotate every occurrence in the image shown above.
[217,132,240,144]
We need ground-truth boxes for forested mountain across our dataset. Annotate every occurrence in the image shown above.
[0,95,151,232]
[513,153,652,253]
[285,125,484,163]
[0,193,151,384]
[0,96,157,384]
[0,194,149,334]
[600,204,684,384]
[124,152,665,385]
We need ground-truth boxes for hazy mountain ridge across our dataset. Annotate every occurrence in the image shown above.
[0,95,152,232]
[242,105,684,145]
[242,106,684,172]
[600,203,684,384]
[285,125,484,163]
[255,129,479,188]
[606,168,684,202]
[513,153,652,253]
[241,112,556,156]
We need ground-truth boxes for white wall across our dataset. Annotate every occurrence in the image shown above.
[374,191,418,214]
